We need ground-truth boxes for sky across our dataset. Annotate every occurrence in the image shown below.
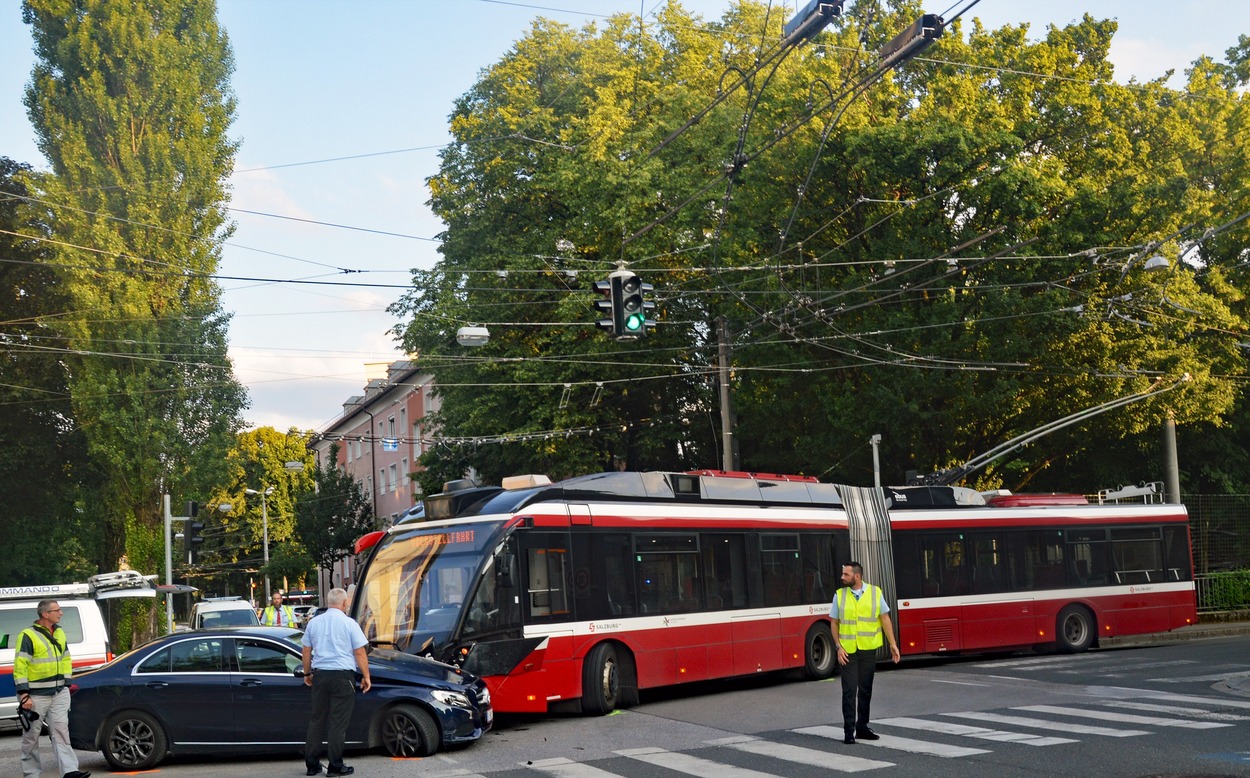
[2,0,1247,433]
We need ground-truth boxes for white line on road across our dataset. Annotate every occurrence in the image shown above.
[874,716,1077,745]
[794,724,991,757]
[943,710,1149,737]
[526,756,625,777]
[1098,701,1250,721]
[1014,705,1231,729]
[725,738,894,772]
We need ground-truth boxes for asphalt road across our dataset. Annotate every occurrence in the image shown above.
[5,631,1250,777]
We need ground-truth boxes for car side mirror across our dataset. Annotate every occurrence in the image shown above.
[497,553,517,589]
[293,668,307,678]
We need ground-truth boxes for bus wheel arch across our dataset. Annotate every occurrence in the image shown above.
[581,640,635,714]
[801,621,837,680]
[1055,603,1096,653]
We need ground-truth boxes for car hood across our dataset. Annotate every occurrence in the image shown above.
[366,647,477,686]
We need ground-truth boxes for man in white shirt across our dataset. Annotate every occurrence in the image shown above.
[302,588,371,777]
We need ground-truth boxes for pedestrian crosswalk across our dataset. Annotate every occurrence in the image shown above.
[481,691,1246,778]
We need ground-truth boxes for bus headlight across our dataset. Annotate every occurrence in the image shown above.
[432,689,473,709]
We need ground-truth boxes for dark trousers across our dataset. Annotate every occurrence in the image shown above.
[305,670,357,771]
[840,648,876,735]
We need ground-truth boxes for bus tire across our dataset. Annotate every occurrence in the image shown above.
[582,642,621,715]
[802,623,836,680]
[1056,604,1095,653]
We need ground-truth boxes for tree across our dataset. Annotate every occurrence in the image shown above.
[21,0,247,635]
[0,157,100,584]
[394,2,1248,493]
[296,444,376,574]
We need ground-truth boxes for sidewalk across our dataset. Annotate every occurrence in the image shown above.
[1100,614,1250,649]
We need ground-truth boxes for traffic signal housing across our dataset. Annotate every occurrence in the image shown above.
[184,519,204,564]
[594,270,654,342]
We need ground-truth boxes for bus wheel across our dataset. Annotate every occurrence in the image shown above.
[802,623,836,680]
[1056,605,1094,653]
[582,642,620,715]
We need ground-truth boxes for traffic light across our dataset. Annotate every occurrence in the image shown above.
[185,520,204,564]
[595,270,654,342]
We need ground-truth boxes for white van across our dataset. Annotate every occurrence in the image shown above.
[0,571,159,721]
[189,596,260,629]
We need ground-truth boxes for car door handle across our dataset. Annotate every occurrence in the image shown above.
[239,679,264,687]
[145,681,169,689]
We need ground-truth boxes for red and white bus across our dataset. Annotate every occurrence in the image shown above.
[350,470,1196,714]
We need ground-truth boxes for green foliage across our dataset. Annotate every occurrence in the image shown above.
[296,444,376,573]
[1201,571,1250,612]
[396,2,1250,493]
[19,0,247,616]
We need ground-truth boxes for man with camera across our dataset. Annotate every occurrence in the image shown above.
[14,599,90,778]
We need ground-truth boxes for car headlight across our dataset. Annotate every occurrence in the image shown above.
[479,687,490,705]
[431,689,473,709]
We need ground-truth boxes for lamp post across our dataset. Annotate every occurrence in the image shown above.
[245,486,275,600]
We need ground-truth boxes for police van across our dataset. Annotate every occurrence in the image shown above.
[0,571,160,721]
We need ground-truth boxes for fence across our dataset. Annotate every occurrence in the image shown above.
[1186,493,1250,613]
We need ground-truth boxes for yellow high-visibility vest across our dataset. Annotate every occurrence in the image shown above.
[836,584,884,653]
[262,604,297,626]
[13,625,72,693]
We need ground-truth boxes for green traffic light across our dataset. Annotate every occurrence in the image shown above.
[625,313,645,331]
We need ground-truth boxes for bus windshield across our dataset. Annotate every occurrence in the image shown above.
[356,520,505,653]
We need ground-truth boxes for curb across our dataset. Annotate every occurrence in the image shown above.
[1101,621,1250,649]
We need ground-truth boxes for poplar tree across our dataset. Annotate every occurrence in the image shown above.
[22,0,247,623]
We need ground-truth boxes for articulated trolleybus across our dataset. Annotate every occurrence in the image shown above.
[350,470,1196,714]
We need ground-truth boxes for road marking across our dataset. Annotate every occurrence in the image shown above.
[1139,692,1250,711]
[1015,705,1231,729]
[970,654,1107,669]
[943,710,1149,737]
[1148,669,1250,684]
[527,756,624,777]
[617,746,784,777]
[794,724,991,757]
[1056,659,1193,675]
[930,679,993,686]
[1099,701,1250,721]
[874,716,1077,745]
[724,738,894,772]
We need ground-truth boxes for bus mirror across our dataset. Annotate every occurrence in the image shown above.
[497,554,517,589]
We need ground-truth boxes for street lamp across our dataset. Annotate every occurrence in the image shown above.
[245,486,275,600]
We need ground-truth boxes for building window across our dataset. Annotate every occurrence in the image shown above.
[402,458,409,485]
[388,415,396,436]
[413,423,423,456]
[389,464,398,491]
[366,475,373,497]
[380,469,387,494]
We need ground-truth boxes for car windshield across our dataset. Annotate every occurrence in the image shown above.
[356,520,504,654]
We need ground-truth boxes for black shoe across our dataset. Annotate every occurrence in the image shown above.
[843,735,856,744]
[64,772,91,778]
[306,766,322,776]
[326,767,354,777]
[855,727,880,740]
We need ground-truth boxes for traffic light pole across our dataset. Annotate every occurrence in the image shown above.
[162,494,193,634]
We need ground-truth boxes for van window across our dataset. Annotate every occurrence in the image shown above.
[0,604,85,645]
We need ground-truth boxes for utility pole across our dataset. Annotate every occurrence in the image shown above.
[1164,412,1181,504]
[717,317,737,471]
[870,434,882,489]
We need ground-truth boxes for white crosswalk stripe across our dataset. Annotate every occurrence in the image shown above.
[1097,701,1250,721]
[793,724,991,757]
[617,746,782,777]
[1014,704,1231,729]
[725,738,894,772]
[873,716,1077,745]
[942,710,1149,737]
[1147,668,1250,684]
[527,756,624,777]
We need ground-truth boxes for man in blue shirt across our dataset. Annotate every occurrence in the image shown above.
[302,588,371,777]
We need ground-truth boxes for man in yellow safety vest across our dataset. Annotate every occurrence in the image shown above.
[14,599,91,778]
[829,561,900,745]
[261,590,298,627]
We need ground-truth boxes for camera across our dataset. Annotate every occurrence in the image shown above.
[17,705,40,732]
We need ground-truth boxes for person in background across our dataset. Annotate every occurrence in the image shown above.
[261,590,297,627]
[302,587,371,777]
[14,599,91,778]
[829,561,900,745]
